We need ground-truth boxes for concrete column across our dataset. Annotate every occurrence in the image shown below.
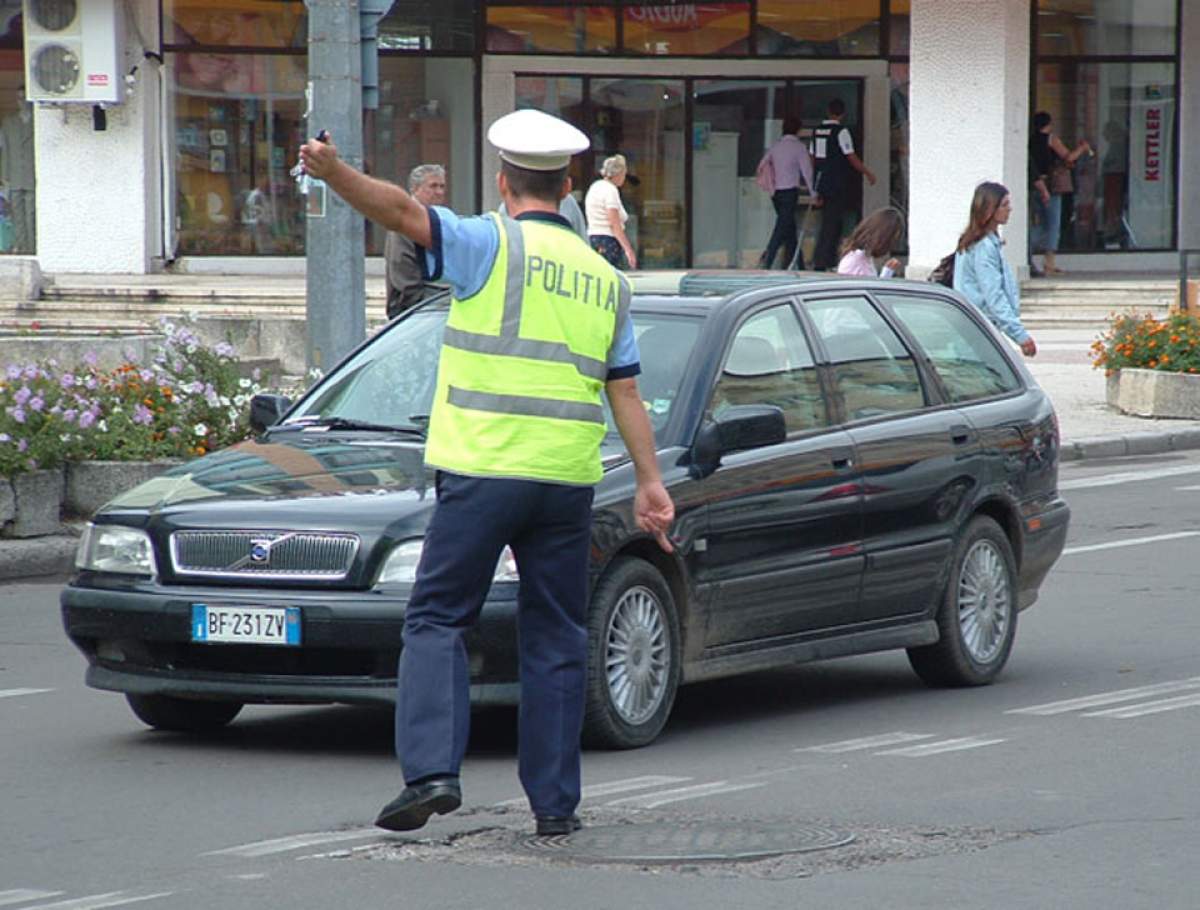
[33,3,162,273]
[908,0,1030,276]
[1180,0,1200,252]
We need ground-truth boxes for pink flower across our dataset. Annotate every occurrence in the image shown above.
[62,409,77,423]
[16,439,27,452]
[60,373,76,388]
[133,403,154,425]
[78,411,96,429]
[10,407,25,424]
[28,396,44,412]
[13,386,30,405]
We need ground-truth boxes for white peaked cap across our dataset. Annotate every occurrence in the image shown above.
[487,109,589,171]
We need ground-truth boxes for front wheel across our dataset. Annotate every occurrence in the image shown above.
[582,558,681,749]
[907,515,1017,687]
[126,694,243,733]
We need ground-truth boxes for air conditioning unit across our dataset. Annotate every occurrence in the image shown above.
[23,0,123,104]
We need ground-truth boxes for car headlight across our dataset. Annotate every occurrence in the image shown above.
[376,540,519,585]
[75,523,157,576]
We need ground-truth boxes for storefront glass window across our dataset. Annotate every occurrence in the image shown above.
[487,5,617,54]
[691,80,787,267]
[1036,0,1177,57]
[379,0,476,52]
[590,78,686,267]
[0,40,34,255]
[515,76,587,200]
[757,0,881,57]
[164,0,306,48]
[889,63,909,228]
[1035,62,1176,251]
[624,3,749,56]
[169,52,307,255]
[368,57,477,254]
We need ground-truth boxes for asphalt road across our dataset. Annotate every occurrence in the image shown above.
[4,450,1200,909]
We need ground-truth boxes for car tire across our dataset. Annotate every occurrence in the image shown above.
[125,694,243,733]
[907,515,1018,687]
[582,557,681,750]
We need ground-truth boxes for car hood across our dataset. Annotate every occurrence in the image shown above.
[102,436,437,517]
[100,434,636,520]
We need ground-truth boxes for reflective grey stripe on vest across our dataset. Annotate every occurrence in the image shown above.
[439,213,612,383]
[448,386,604,424]
[442,326,608,381]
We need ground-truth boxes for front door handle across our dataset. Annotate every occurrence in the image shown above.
[831,455,853,470]
[950,424,974,446]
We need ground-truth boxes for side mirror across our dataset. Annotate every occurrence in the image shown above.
[249,393,292,434]
[691,404,787,476]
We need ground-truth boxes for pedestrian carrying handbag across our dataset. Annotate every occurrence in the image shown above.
[930,251,956,288]
[1049,160,1073,195]
[755,152,775,194]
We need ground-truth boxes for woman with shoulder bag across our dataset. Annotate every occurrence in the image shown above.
[1029,111,1091,275]
[954,182,1036,358]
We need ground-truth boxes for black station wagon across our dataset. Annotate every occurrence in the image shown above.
[61,274,1070,748]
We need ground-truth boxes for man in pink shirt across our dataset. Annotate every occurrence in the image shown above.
[756,116,815,270]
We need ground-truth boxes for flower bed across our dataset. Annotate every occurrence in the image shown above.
[0,318,303,479]
[1093,311,1200,420]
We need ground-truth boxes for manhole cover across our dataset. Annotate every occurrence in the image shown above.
[522,821,854,864]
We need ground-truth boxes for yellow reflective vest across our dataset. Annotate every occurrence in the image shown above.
[424,213,632,486]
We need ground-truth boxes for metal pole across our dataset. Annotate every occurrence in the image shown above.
[304,0,365,375]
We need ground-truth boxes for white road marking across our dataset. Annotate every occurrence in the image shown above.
[796,731,934,753]
[1061,531,1200,555]
[21,893,172,910]
[875,736,1006,757]
[0,688,54,700]
[1083,692,1200,719]
[1007,677,1200,716]
[203,827,378,858]
[495,774,692,808]
[604,780,765,809]
[1060,463,1200,491]
[0,893,63,908]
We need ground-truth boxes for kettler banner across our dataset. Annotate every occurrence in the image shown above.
[1128,81,1175,250]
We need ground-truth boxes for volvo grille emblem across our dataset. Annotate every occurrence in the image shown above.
[249,538,274,564]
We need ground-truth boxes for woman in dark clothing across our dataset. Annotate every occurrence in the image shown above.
[1029,111,1091,275]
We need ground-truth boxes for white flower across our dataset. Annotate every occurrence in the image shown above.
[187,345,197,354]
[238,378,251,388]
[193,423,208,437]
[98,419,108,433]
[219,396,231,407]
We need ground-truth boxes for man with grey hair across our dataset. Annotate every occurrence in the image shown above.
[384,163,447,318]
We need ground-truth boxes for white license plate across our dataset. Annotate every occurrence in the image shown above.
[191,604,301,646]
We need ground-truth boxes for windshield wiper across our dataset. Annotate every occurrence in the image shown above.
[275,416,426,437]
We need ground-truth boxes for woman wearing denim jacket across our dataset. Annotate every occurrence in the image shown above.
[953,182,1037,358]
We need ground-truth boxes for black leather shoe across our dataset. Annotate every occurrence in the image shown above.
[375,777,462,832]
[535,814,582,836]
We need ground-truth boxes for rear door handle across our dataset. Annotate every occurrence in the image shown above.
[831,455,853,470]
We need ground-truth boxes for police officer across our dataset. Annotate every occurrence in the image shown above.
[811,98,877,271]
[299,110,675,837]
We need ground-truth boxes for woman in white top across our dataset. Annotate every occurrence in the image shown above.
[836,207,904,277]
[585,154,637,270]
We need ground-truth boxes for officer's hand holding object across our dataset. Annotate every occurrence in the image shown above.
[298,131,338,181]
[635,481,675,553]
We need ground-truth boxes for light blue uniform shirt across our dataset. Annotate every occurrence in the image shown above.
[953,233,1029,344]
[424,206,640,379]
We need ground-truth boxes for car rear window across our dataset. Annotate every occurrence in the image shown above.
[881,294,1021,402]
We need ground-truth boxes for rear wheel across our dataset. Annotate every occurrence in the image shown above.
[583,558,681,749]
[125,694,243,733]
[907,515,1017,687]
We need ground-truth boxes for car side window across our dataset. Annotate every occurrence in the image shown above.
[709,303,828,433]
[882,294,1021,403]
[804,295,925,421]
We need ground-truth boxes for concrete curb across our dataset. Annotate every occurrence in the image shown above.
[4,428,1200,583]
[0,534,79,581]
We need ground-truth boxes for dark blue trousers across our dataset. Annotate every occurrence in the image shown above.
[395,471,594,817]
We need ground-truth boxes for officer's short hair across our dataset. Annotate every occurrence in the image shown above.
[828,98,846,117]
[500,160,568,204]
[408,163,445,192]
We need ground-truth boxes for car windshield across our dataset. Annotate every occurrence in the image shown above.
[285,304,702,446]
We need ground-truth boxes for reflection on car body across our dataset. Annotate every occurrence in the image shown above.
[61,273,1070,749]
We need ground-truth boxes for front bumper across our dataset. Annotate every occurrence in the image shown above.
[60,581,520,706]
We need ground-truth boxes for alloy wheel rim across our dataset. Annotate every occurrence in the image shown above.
[604,584,669,726]
[957,539,1011,663]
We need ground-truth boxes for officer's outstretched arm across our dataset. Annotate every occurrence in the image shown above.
[299,135,432,247]
[607,378,674,553]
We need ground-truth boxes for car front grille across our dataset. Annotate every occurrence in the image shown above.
[170,530,360,580]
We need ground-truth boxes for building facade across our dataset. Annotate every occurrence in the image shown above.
[1,0,1195,276]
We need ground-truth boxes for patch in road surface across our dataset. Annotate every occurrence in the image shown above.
[310,807,1027,880]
